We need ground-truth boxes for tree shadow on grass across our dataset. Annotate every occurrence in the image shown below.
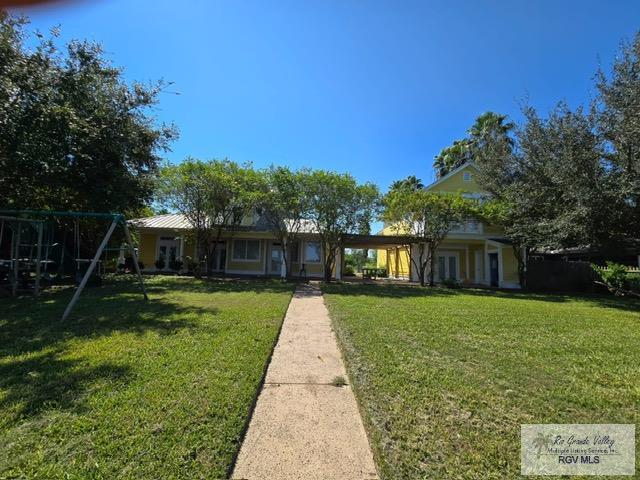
[0,351,130,425]
[321,282,640,313]
[0,277,237,427]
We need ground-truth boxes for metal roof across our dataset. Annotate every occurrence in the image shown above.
[129,213,192,230]
[129,213,318,233]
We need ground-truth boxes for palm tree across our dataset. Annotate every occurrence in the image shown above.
[389,175,425,192]
[468,112,515,150]
[433,139,472,178]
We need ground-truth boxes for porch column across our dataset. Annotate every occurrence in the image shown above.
[637,254,640,269]
[335,247,342,281]
[395,247,400,278]
[465,245,470,282]
[498,247,504,287]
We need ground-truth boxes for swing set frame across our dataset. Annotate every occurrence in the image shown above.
[0,209,148,321]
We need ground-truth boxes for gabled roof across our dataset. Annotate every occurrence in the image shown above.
[425,162,480,191]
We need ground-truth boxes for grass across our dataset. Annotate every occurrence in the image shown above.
[330,375,348,387]
[0,275,294,479]
[322,283,640,480]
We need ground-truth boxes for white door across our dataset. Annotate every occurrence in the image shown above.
[435,252,459,281]
[157,237,179,270]
[270,243,283,274]
[212,242,226,272]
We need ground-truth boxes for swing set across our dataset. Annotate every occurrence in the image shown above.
[0,210,147,321]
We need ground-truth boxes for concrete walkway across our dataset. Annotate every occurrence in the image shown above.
[232,284,378,480]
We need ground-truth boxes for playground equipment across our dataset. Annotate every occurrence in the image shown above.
[0,215,47,297]
[0,210,147,321]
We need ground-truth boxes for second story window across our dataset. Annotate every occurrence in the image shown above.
[463,171,472,182]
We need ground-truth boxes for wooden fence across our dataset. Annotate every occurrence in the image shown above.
[526,259,598,292]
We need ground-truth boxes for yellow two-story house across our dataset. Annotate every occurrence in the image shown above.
[377,162,522,288]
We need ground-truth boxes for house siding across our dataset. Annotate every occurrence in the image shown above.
[502,247,520,285]
[428,164,481,193]
[139,233,157,268]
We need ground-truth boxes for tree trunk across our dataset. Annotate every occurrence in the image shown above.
[513,244,527,290]
[280,238,288,279]
[419,266,426,286]
[323,248,335,282]
[193,231,203,278]
[428,251,436,287]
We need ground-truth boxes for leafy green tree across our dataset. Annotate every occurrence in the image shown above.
[0,12,176,218]
[304,171,379,282]
[474,104,627,287]
[258,166,309,278]
[158,159,257,276]
[596,31,640,240]
[382,189,474,286]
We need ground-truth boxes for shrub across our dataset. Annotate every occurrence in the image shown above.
[343,264,355,276]
[184,256,197,274]
[593,262,640,296]
[123,256,144,272]
[441,278,460,289]
[169,259,183,272]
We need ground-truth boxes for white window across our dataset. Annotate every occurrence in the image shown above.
[463,171,472,182]
[232,239,261,261]
[303,241,321,263]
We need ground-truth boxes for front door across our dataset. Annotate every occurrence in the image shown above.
[157,237,179,270]
[436,252,458,282]
[212,242,226,272]
[489,253,499,287]
[270,243,283,275]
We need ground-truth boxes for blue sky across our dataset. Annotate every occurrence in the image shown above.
[18,0,640,190]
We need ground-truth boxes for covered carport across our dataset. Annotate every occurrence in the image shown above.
[337,233,417,281]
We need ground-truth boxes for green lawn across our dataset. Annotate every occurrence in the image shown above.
[0,276,293,479]
[322,284,640,480]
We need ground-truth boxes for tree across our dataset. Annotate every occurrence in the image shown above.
[389,175,424,193]
[382,189,473,286]
[258,166,309,278]
[304,171,379,282]
[157,159,212,277]
[596,31,640,240]
[433,112,515,179]
[0,12,177,218]
[433,140,472,178]
[468,111,515,153]
[473,104,625,287]
[158,159,257,276]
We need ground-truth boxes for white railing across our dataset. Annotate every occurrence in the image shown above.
[598,266,640,274]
